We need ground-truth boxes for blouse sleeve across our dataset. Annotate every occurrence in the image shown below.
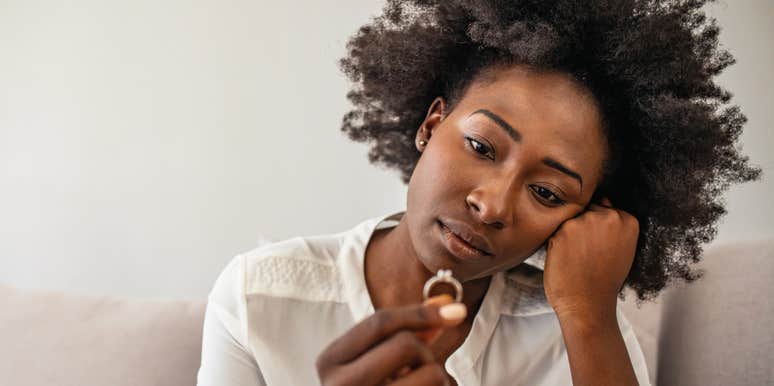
[197,254,267,386]
[617,306,652,386]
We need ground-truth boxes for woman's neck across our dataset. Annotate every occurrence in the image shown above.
[363,216,491,316]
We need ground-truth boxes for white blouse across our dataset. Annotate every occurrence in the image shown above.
[196,210,651,386]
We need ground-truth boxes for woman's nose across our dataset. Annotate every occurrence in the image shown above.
[465,181,516,229]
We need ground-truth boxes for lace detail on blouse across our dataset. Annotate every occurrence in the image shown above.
[245,254,344,303]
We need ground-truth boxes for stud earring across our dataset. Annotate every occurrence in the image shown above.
[419,140,427,146]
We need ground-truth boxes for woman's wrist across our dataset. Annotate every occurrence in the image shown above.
[553,296,638,386]
[551,296,618,329]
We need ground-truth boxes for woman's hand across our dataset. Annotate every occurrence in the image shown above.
[543,197,641,385]
[543,197,639,317]
[315,295,465,386]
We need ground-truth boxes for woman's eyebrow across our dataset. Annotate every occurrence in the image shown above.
[543,157,583,189]
[469,109,522,142]
[469,108,583,189]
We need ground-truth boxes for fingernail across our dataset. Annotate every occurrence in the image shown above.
[439,303,467,320]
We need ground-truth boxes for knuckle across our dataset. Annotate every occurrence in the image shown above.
[627,215,640,230]
[395,330,421,351]
[598,209,615,221]
[567,219,579,230]
[369,309,392,333]
[557,220,575,234]
[615,211,632,225]
[414,304,431,323]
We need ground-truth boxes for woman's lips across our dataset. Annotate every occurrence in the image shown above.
[438,220,491,262]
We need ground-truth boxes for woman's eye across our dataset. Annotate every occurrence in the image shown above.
[530,185,566,206]
[465,137,494,159]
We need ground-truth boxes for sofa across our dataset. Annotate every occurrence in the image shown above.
[1,239,771,386]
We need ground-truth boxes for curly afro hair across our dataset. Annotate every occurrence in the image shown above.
[338,0,762,301]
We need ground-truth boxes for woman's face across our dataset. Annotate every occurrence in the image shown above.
[406,65,608,282]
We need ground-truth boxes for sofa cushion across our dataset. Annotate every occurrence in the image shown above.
[655,239,774,385]
[0,285,206,386]
[620,238,774,386]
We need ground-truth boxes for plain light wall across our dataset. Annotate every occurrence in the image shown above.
[1,0,771,299]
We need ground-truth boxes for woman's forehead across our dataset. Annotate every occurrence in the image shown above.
[461,67,602,131]
[454,70,604,146]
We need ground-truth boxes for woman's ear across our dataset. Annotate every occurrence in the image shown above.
[415,96,447,152]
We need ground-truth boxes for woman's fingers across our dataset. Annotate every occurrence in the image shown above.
[416,294,454,344]
[388,363,450,386]
[316,298,466,386]
[317,300,463,366]
[423,294,454,307]
[389,295,457,382]
[339,330,436,386]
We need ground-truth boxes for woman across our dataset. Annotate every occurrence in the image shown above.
[197,1,761,385]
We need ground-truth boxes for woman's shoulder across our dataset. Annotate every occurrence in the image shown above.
[213,230,353,305]
[241,231,344,267]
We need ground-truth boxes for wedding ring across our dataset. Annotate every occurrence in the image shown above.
[422,269,463,303]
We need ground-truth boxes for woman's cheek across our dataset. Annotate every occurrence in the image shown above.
[519,213,563,245]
